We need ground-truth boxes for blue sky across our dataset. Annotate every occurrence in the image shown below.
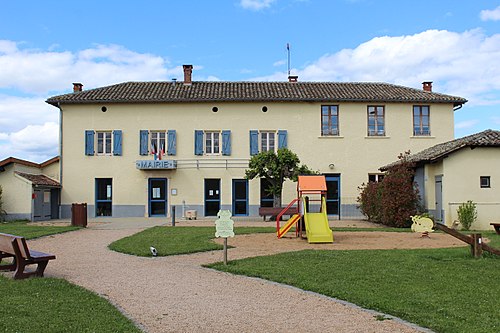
[1,0,499,162]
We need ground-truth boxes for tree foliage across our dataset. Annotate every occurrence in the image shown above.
[0,185,6,222]
[245,148,315,207]
[357,151,421,227]
[457,200,477,231]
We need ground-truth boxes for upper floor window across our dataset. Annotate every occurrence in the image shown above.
[150,131,166,155]
[97,131,112,155]
[413,105,430,136]
[205,131,220,155]
[368,174,385,182]
[139,130,176,157]
[260,131,276,152]
[367,106,385,136]
[321,105,339,136]
[480,176,491,188]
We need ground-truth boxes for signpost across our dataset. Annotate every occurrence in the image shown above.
[215,210,235,265]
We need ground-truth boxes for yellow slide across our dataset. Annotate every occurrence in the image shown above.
[304,198,333,243]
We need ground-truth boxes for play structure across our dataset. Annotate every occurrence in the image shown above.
[276,175,333,243]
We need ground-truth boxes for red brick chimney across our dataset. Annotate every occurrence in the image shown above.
[288,75,298,83]
[183,65,193,85]
[422,81,432,92]
[73,83,83,92]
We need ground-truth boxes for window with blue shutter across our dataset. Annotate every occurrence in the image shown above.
[222,130,231,156]
[85,130,95,156]
[278,130,288,149]
[167,130,176,155]
[139,130,149,155]
[194,130,204,155]
[249,130,259,156]
[113,130,122,156]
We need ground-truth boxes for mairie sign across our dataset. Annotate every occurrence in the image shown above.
[136,160,177,170]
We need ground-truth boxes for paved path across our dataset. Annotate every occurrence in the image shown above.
[27,220,432,333]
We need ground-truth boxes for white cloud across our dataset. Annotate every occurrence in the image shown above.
[455,119,480,129]
[480,6,500,21]
[240,0,276,11]
[0,42,172,94]
[0,95,57,132]
[254,29,500,105]
[273,59,286,67]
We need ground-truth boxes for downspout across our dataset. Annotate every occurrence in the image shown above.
[57,102,63,218]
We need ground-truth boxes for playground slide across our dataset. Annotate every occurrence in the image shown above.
[277,214,301,239]
[304,198,333,243]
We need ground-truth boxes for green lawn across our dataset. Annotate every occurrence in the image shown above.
[109,226,275,256]
[0,221,79,239]
[208,232,500,333]
[0,276,141,333]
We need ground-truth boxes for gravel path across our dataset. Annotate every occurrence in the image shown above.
[20,223,461,333]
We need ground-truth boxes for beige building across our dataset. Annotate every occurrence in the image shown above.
[388,130,500,230]
[46,65,466,220]
[0,157,60,221]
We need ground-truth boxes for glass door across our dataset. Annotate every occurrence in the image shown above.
[204,179,220,216]
[325,175,340,216]
[149,178,168,217]
[232,179,248,216]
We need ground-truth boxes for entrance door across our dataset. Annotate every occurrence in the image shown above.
[325,175,340,216]
[149,178,168,217]
[435,176,443,223]
[232,179,248,216]
[205,179,220,216]
[34,189,52,221]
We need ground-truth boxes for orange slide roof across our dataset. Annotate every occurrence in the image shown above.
[297,175,327,193]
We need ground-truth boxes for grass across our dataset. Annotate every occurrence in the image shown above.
[109,226,276,256]
[0,275,141,333]
[0,221,79,239]
[208,231,500,333]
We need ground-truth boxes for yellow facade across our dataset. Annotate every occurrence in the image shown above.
[59,100,456,219]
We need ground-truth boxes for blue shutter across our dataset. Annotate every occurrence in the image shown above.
[139,130,149,155]
[113,130,122,156]
[278,130,288,149]
[249,130,259,156]
[167,130,176,155]
[222,130,231,156]
[85,130,94,156]
[194,130,203,155]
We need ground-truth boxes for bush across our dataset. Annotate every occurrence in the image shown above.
[457,200,477,231]
[0,185,6,222]
[357,151,421,228]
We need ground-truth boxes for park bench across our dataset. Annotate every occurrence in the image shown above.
[491,223,500,235]
[259,206,298,221]
[0,233,56,279]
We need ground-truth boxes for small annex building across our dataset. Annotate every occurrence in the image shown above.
[383,129,500,230]
[0,157,60,221]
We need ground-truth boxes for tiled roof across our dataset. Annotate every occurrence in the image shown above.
[381,129,500,170]
[15,172,60,187]
[0,156,59,169]
[46,81,467,106]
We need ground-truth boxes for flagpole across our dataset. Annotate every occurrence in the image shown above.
[287,43,291,76]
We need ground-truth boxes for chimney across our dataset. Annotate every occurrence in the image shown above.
[422,81,432,92]
[288,75,298,83]
[183,65,193,85]
[73,82,83,92]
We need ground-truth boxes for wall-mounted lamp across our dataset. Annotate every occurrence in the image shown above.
[329,163,335,169]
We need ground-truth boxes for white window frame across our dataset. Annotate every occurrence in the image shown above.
[150,131,166,153]
[96,131,112,155]
[367,105,385,136]
[368,173,385,182]
[205,131,220,155]
[260,131,276,153]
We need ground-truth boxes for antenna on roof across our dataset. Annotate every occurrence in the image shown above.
[286,43,291,76]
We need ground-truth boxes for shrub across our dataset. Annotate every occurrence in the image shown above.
[357,151,421,228]
[0,185,6,222]
[457,200,477,231]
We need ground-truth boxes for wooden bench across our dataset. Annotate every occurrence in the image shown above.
[491,223,500,235]
[0,233,56,279]
[259,207,298,221]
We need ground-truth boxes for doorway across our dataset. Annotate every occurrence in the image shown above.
[33,189,52,221]
[232,179,248,216]
[204,179,220,216]
[435,176,443,223]
[149,178,168,217]
[325,175,340,216]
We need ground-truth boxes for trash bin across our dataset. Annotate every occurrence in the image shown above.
[71,203,88,227]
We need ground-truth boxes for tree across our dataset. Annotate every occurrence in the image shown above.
[245,148,315,207]
[357,151,421,227]
[0,185,6,222]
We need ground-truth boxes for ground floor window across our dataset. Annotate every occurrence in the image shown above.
[95,178,112,216]
[368,173,385,182]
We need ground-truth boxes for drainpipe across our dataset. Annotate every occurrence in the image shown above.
[58,102,63,218]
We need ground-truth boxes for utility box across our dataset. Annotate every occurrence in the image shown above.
[71,203,88,227]
[185,210,197,220]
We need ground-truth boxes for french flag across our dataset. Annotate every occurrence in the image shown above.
[151,142,157,160]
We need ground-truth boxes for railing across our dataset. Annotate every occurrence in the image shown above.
[276,198,299,234]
